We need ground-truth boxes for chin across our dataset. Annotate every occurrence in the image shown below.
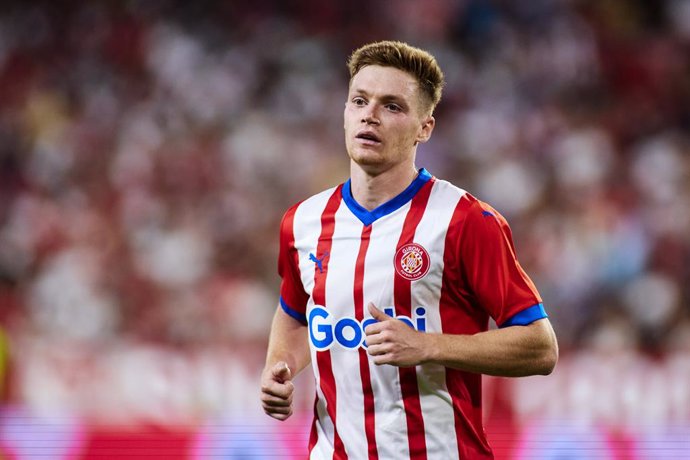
[350,159,390,177]
[349,148,385,165]
[354,157,384,167]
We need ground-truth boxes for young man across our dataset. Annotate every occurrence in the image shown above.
[261,41,558,459]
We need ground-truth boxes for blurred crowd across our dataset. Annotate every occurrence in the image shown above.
[0,0,689,377]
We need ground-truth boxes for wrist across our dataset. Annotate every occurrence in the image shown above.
[422,333,441,364]
[264,358,292,374]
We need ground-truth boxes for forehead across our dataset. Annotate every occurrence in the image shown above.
[349,65,421,100]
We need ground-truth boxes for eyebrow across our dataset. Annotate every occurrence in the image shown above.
[350,89,410,108]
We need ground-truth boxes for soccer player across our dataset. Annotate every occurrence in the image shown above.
[260,40,558,459]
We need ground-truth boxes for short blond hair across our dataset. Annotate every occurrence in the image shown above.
[347,40,445,113]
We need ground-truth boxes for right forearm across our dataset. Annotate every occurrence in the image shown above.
[265,307,311,376]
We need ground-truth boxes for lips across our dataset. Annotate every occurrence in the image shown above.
[355,131,382,143]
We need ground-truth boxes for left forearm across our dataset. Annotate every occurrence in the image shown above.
[423,319,558,377]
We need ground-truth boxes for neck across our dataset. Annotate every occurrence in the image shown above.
[349,161,419,211]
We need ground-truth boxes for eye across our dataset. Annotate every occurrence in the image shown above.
[352,97,367,106]
[385,103,402,112]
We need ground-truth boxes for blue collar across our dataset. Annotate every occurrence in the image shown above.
[342,168,432,226]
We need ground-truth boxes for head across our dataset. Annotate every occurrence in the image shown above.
[344,41,445,175]
[347,40,444,117]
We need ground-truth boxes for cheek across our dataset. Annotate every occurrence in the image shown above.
[344,111,358,132]
[394,125,420,145]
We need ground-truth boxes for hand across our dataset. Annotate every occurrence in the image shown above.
[364,303,429,367]
[260,361,294,421]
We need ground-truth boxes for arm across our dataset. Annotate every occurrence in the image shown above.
[365,303,558,377]
[425,317,557,376]
[260,306,311,420]
[264,306,311,376]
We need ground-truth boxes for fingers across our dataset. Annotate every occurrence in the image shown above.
[262,378,294,399]
[363,306,423,367]
[264,403,293,421]
[261,379,294,420]
[364,303,392,336]
[366,343,393,366]
[261,382,294,412]
[261,362,294,421]
[364,327,391,346]
[364,315,394,365]
[261,392,293,407]
[366,343,390,358]
[367,302,392,321]
[271,361,292,383]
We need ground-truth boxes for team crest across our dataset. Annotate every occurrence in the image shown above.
[394,243,430,281]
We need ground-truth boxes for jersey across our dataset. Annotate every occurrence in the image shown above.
[278,168,547,460]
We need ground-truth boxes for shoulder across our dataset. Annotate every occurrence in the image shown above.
[280,185,342,229]
[301,185,342,208]
[428,178,498,222]
[429,178,512,242]
[428,177,468,203]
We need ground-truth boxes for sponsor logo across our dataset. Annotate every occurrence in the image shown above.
[309,251,329,273]
[308,306,427,350]
[394,243,430,281]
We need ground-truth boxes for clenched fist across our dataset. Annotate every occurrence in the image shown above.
[365,303,430,367]
[260,361,294,421]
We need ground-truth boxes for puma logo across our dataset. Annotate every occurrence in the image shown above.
[309,251,329,273]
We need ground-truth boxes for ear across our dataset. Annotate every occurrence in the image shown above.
[415,115,435,144]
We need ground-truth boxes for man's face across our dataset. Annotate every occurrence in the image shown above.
[344,65,434,174]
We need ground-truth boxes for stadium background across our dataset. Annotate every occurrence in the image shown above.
[0,0,689,458]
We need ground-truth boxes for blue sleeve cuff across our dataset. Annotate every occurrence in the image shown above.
[280,297,308,325]
[499,303,547,328]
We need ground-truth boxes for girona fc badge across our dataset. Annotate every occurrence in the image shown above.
[394,243,430,281]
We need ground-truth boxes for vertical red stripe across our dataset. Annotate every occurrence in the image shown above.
[439,195,493,459]
[393,179,435,459]
[310,185,347,459]
[280,201,310,312]
[353,225,378,459]
[287,204,317,455]
[308,395,319,453]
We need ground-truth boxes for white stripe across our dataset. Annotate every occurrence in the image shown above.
[310,397,335,460]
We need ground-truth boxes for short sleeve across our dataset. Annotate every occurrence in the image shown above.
[278,203,309,325]
[458,198,545,327]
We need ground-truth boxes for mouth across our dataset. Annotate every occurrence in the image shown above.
[355,131,382,144]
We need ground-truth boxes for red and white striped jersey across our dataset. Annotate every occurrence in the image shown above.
[278,169,546,459]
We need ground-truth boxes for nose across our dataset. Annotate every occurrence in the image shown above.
[363,115,380,125]
[361,105,380,125]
